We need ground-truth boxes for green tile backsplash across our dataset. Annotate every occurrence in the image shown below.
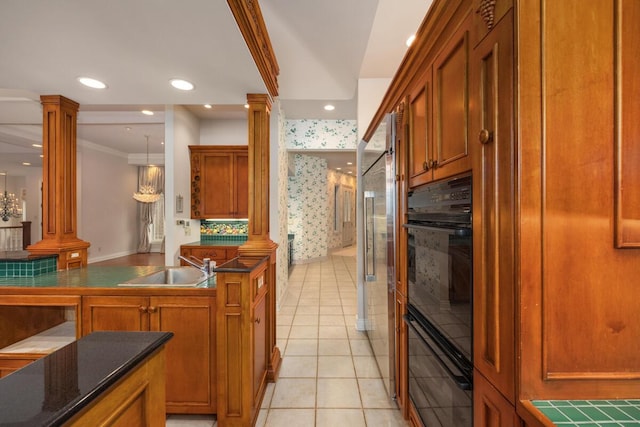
[0,256,58,277]
[532,400,640,426]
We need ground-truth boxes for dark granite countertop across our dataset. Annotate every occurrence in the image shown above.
[0,331,173,427]
[214,256,269,273]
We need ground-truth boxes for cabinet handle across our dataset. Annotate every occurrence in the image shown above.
[148,306,157,313]
[138,306,147,313]
[254,317,261,324]
[479,129,493,144]
[422,161,430,171]
[430,159,438,169]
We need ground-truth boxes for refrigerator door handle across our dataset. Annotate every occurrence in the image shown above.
[364,191,376,282]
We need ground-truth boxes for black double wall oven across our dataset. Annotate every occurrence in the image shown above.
[404,174,473,426]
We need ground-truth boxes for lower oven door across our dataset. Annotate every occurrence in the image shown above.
[405,313,472,427]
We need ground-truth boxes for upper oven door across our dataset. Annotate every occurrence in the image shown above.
[405,222,472,361]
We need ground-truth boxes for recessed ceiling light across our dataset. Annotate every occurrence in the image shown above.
[161,141,165,145]
[324,104,335,111]
[32,143,42,148]
[244,104,250,109]
[40,155,43,158]
[22,162,31,166]
[336,167,342,170]
[348,171,353,174]
[125,126,132,131]
[406,34,416,47]
[77,77,107,89]
[170,79,194,91]
[141,110,154,116]
[204,104,212,109]
[347,162,353,165]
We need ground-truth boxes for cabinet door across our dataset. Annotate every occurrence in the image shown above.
[149,296,216,413]
[200,152,235,218]
[81,296,149,334]
[470,10,515,403]
[433,14,472,181]
[408,75,433,188]
[252,291,267,408]
[234,152,249,218]
[474,370,522,427]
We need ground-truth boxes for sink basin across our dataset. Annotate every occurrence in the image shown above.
[118,266,209,287]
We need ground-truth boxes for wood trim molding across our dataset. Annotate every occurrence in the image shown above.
[227,0,280,98]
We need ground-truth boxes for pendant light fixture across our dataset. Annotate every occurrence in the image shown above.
[133,136,162,203]
[1,172,22,222]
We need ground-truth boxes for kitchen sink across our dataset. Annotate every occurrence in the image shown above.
[117,266,209,287]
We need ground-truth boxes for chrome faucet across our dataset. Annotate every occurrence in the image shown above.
[179,255,214,276]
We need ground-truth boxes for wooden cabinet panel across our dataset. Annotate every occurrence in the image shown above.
[408,78,432,188]
[150,296,216,413]
[614,0,640,247]
[252,291,267,405]
[201,152,234,218]
[474,370,522,427]
[235,152,249,218]
[180,245,240,267]
[190,146,249,219]
[470,10,516,403]
[407,13,472,189]
[82,296,149,334]
[433,14,472,181]
[82,295,216,414]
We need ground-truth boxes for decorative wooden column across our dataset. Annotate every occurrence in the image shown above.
[238,93,281,381]
[28,95,90,269]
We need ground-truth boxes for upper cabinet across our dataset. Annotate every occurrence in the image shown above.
[189,146,249,219]
[408,14,472,188]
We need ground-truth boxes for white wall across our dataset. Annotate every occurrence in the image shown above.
[77,142,138,263]
[357,78,391,141]
[200,119,248,145]
[164,105,201,266]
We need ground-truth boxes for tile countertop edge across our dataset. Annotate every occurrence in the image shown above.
[519,400,558,427]
[519,399,640,426]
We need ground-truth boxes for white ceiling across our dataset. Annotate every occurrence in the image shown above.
[0,0,432,176]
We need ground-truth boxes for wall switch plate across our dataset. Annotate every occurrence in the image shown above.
[176,219,185,226]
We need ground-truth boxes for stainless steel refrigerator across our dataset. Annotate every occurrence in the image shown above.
[362,113,396,398]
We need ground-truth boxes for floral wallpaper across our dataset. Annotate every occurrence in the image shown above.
[275,106,289,307]
[286,119,358,149]
[288,154,328,261]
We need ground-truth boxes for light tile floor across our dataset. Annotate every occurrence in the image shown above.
[166,252,408,427]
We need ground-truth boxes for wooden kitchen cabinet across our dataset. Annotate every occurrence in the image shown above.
[216,257,269,427]
[470,8,516,404]
[408,13,472,188]
[474,370,522,427]
[189,145,248,219]
[81,295,216,414]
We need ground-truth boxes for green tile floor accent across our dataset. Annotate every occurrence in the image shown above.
[532,400,640,426]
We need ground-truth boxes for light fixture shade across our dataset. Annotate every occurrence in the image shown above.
[133,136,163,203]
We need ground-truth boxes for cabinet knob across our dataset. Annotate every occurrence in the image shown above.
[479,129,493,144]
[422,161,430,171]
[254,317,261,324]
[138,306,147,313]
[148,306,157,314]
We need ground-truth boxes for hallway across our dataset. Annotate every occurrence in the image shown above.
[167,250,408,426]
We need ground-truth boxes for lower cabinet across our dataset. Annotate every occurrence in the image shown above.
[81,295,216,414]
[474,370,522,427]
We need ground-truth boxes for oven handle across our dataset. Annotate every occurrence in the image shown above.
[403,223,471,237]
[404,314,473,391]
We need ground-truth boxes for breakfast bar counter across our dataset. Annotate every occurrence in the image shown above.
[0,331,173,426]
